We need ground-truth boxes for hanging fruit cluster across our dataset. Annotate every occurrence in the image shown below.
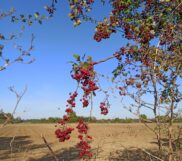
[55,91,77,142]
[99,102,109,115]
[77,120,93,159]
[71,55,99,108]
[94,21,115,42]
[55,55,99,159]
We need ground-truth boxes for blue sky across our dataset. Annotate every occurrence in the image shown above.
[0,0,161,119]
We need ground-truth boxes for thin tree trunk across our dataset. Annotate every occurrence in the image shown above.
[168,100,174,161]
[150,69,162,153]
[168,72,178,161]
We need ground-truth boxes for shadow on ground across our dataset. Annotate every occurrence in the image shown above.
[0,135,81,161]
[33,147,182,161]
[0,136,181,161]
[108,148,165,161]
[30,146,80,161]
[0,136,47,160]
[108,148,182,161]
[0,136,31,150]
[151,137,182,151]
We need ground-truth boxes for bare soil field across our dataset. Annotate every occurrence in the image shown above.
[0,123,181,161]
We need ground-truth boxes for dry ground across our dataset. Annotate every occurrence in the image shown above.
[0,123,181,161]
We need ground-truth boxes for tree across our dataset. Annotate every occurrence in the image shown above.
[54,1,181,160]
[0,110,14,124]
[1,1,182,161]
[139,114,147,120]
[69,111,79,122]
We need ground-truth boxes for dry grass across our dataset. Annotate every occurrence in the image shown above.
[0,123,181,161]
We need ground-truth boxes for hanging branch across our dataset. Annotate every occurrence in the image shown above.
[0,34,35,71]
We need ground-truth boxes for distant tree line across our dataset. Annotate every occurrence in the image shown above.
[1,110,182,124]
[0,109,22,123]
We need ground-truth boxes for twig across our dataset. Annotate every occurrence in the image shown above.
[0,34,35,71]
[10,86,27,116]
[93,53,120,65]
[1,86,27,127]
[171,2,182,15]
[10,136,16,160]
[41,134,59,161]
[140,148,164,161]
[89,93,93,121]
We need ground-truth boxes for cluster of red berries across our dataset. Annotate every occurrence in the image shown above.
[55,61,95,160]
[77,119,88,134]
[112,0,129,15]
[77,140,92,159]
[72,64,98,107]
[99,102,109,115]
[123,24,135,40]
[140,31,154,44]
[76,120,92,159]
[65,108,73,113]
[56,92,78,127]
[57,115,70,125]
[126,32,134,40]
[55,91,78,143]
[94,1,132,43]
[109,15,119,27]
[94,22,114,42]
[55,127,74,142]
[81,96,89,107]
[81,79,98,96]
[66,91,78,108]
[72,66,94,81]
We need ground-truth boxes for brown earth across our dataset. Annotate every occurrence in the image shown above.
[0,123,181,161]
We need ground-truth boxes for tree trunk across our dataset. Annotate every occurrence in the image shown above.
[168,126,173,161]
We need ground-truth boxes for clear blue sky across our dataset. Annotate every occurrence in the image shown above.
[0,0,157,119]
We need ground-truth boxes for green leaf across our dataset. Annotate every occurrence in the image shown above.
[22,18,26,22]
[87,56,92,62]
[28,20,33,26]
[41,15,45,20]
[123,73,128,76]
[38,20,42,24]
[73,54,80,61]
[34,12,39,19]
[83,62,89,68]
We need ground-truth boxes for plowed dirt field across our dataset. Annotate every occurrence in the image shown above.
[0,123,181,161]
